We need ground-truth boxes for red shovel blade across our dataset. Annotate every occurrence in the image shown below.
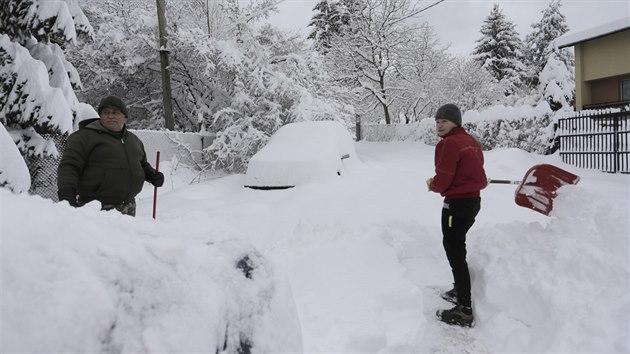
[514,164,580,216]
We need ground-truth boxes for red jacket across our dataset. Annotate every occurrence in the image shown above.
[429,127,487,199]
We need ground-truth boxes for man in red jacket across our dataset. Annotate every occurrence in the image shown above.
[427,103,487,327]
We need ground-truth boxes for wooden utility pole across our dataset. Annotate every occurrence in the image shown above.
[156,0,174,130]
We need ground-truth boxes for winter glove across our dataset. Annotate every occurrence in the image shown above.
[426,178,434,192]
[58,187,79,207]
[149,171,164,187]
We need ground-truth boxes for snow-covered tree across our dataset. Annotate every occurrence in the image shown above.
[308,0,346,53]
[146,1,350,173]
[442,58,505,113]
[538,44,574,111]
[0,0,93,195]
[65,1,166,130]
[0,121,30,193]
[391,23,451,122]
[325,0,434,124]
[472,4,527,95]
[523,0,573,89]
[200,27,352,173]
[69,0,351,173]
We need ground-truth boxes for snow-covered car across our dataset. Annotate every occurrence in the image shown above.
[245,121,356,189]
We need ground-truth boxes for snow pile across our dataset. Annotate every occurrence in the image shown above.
[472,183,629,351]
[245,121,357,188]
[1,192,302,353]
[2,141,628,353]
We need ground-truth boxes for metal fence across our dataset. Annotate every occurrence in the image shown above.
[557,110,630,173]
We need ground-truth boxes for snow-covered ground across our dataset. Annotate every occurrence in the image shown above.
[2,141,629,353]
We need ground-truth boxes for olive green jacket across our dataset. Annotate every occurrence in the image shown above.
[58,118,155,205]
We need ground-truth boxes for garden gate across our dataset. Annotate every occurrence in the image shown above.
[557,110,629,173]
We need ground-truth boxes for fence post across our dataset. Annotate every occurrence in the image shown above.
[355,114,361,141]
[614,115,620,173]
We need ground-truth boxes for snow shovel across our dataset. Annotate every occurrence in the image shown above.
[489,164,580,216]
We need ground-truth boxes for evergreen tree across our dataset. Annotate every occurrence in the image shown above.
[538,44,574,111]
[472,4,527,95]
[0,0,92,196]
[337,0,363,29]
[308,0,364,53]
[308,0,344,52]
[523,0,572,88]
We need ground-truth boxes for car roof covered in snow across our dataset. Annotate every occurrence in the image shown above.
[245,121,355,188]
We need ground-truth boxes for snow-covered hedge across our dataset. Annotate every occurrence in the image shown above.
[362,102,557,154]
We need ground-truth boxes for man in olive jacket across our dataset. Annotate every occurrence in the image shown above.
[57,96,164,216]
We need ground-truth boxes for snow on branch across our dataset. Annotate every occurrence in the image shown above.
[0,34,73,157]
[0,123,31,193]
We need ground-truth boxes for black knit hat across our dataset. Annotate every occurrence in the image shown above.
[435,103,462,126]
[97,96,128,117]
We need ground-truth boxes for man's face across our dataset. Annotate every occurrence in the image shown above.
[435,119,457,137]
[100,106,127,132]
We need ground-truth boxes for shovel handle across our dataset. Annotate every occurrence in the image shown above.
[152,151,160,219]
[489,179,521,185]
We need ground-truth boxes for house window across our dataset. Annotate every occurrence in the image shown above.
[622,78,630,101]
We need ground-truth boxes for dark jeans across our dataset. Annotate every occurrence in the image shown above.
[441,197,481,308]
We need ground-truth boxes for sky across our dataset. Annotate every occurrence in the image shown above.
[3,117,629,352]
[266,0,630,56]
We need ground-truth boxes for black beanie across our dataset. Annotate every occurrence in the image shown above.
[435,103,462,126]
[97,96,128,117]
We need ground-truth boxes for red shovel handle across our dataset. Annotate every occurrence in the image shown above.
[152,151,160,219]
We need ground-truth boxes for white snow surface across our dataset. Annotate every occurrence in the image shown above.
[245,121,356,187]
[2,142,629,353]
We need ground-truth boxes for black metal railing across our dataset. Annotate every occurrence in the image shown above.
[557,110,629,173]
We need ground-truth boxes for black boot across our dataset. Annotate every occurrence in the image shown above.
[441,284,457,304]
[436,304,474,327]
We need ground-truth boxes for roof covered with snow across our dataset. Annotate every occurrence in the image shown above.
[555,17,630,48]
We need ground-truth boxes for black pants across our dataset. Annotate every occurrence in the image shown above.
[441,197,481,308]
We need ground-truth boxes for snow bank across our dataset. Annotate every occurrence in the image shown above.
[472,183,629,352]
[1,191,302,353]
[2,141,628,353]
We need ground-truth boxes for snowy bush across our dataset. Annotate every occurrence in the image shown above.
[362,102,557,154]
